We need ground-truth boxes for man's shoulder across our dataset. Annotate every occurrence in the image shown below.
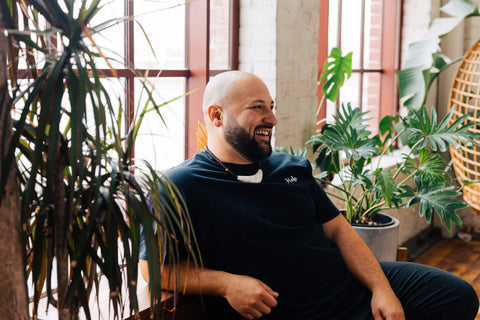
[164,151,211,180]
[264,151,312,169]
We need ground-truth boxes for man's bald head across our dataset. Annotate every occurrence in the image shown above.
[202,71,263,115]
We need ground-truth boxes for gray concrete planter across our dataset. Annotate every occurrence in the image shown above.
[353,213,400,262]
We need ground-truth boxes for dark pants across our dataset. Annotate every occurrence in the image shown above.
[351,262,479,320]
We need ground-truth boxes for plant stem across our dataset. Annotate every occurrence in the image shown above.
[392,139,423,181]
[376,126,406,167]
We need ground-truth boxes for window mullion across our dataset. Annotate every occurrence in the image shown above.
[125,0,135,135]
[185,0,209,159]
[379,0,400,120]
[317,0,329,130]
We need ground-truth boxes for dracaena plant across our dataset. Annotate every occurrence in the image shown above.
[0,0,199,319]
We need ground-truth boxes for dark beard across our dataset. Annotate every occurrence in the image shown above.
[224,115,272,162]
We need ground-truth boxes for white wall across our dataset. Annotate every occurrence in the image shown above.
[239,0,277,99]
[239,0,320,150]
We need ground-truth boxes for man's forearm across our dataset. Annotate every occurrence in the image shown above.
[334,224,391,292]
[146,260,279,319]
[323,214,390,291]
[161,260,229,296]
[323,215,404,319]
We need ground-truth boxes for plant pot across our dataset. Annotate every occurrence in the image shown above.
[353,213,400,262]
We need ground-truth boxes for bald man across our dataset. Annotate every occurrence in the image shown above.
[139,71,478,320]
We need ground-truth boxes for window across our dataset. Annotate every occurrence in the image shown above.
[65,0,238,169]
[318,0,401,133]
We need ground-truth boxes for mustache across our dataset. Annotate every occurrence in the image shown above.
[255,125,273,130]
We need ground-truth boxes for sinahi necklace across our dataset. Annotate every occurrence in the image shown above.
[204,146,263,183]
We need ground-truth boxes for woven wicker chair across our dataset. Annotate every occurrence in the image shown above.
[449,40,480,214]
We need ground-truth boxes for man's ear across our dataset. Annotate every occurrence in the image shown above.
[207,105,223,127]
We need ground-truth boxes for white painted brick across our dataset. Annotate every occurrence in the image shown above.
[239,0,320,150]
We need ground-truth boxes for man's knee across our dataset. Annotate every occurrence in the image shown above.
[380,261,479,319]
[455,277,479,319]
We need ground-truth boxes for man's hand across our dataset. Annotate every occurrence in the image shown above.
[371,288,404,320]
[223,274,279,319]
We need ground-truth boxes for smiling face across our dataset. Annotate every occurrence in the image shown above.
[203,71,277,164]
[223,111,273,162]
[222,75,277,162]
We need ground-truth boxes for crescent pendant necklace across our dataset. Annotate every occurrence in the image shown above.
[204,146,263,183]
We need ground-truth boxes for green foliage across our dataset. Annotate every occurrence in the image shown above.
[306,40,479,230]
[310,100,473,229]
[1,0,198,319]
[398,0,480,110]
[297,0,480,230]
[308,103,380,164]
[274,146,308,157]
[403,106,477,152]
[319,48,353,103]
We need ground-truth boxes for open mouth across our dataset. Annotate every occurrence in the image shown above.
[255,129,271,137]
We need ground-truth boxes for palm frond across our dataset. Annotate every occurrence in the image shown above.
[3,1,199,319]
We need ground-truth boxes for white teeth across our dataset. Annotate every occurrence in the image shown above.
[256,130,270,136]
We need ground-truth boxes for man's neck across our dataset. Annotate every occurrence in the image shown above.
[206,143,252,164]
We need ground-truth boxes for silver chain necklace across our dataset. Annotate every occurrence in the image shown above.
[204,146,263,183]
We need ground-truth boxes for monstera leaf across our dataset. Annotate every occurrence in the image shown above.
[319,48,353,103]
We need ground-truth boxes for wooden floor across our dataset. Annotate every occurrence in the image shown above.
[414,237,480,319]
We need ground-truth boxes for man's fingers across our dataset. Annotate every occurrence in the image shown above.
[254,302,271,315]
[259,282,279,307]
[225,275,279,318]
[260,292,278,308]
[372,312,384,320]
[260,282,279,297]
[247,308,263,319]
[243,312,254,320]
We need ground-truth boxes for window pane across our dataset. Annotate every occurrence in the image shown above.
[134,78,185,171]
[364,0,382,69]
[328,0,339,51]
[90,0,125,69]
[134,1,186,69]
[363,72,381,134]
[210,0,230,69]
[339,73,360,110]
[326,74,360,124]
[341,0,362,69]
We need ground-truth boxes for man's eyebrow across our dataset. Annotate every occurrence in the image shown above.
[249,99,267,104]
[249,99,275,105]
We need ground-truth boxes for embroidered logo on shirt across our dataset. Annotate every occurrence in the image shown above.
[284,176,298,184]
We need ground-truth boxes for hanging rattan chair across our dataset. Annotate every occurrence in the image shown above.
[449,40,480,214]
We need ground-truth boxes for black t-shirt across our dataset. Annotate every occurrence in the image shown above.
[149,151,369,319]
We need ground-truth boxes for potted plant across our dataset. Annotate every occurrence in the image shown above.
[311,0,480,227]
[306,84,476,259]
[0,0,199,319]
[304,45,479,259]
[278,0,480,260]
